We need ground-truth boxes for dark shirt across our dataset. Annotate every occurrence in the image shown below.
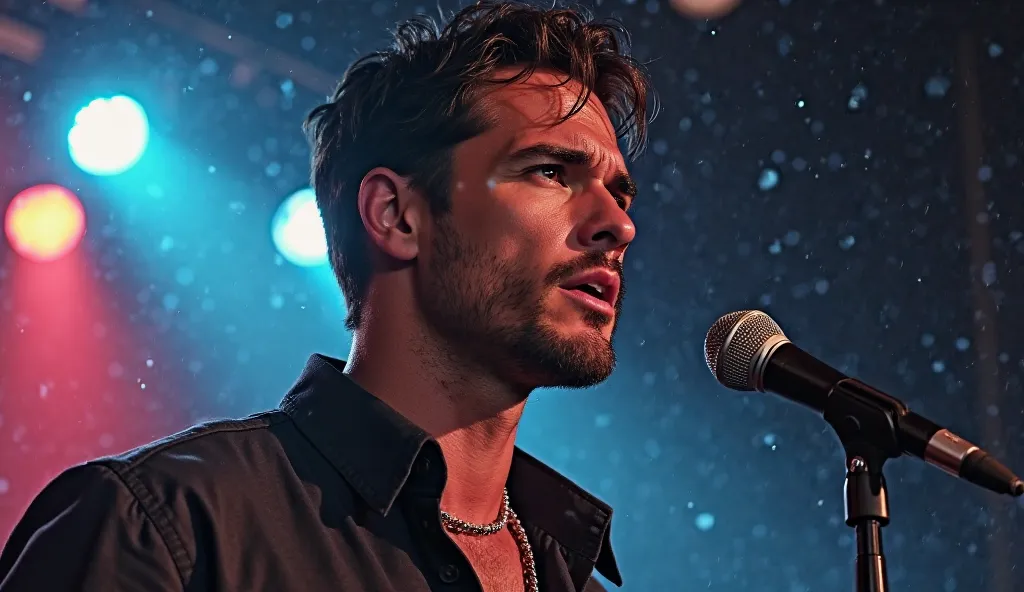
[0,354,622,591]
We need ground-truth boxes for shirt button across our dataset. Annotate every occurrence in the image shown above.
[438,564,460,583]
[416,456,432,475]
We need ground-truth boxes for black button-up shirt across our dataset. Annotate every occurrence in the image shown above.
[0,355,622,591]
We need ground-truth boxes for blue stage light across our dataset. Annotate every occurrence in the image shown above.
[68,95,150,176]
[272,188,328,267]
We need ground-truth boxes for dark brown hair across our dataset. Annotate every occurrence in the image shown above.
[304,0,654,330]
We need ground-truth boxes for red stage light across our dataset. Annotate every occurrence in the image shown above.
[4,184,86,262]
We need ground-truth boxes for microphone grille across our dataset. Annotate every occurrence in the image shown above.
[704,310,786,390]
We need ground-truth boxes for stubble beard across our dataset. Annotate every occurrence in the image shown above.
[417,216,618,390]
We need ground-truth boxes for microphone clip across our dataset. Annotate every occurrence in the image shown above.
[821,378,905,592]
[822,378,908,469]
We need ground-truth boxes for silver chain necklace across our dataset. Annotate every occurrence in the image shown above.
[439,488,539,592]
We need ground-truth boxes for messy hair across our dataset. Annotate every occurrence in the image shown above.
[304,1,654,329]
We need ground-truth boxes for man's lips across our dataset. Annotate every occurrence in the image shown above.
[557,268,620,308]
[558,286,616,316]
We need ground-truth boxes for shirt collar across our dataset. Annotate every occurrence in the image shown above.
[279,354,622,587]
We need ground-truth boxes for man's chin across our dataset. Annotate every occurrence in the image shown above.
[548,369,614,389]
[532,337,617,389]
[484,315,618,389]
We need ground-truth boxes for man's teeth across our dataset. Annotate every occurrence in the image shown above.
[587,283,604,294]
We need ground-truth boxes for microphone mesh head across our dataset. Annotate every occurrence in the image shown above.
[704,310,786,390]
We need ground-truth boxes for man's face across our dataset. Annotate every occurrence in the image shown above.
[414,69,637,391]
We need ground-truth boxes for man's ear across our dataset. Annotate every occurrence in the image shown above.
[357,167,423,262]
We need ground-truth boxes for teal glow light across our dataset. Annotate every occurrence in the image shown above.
[272,188,328,267]
[68,95,150,176]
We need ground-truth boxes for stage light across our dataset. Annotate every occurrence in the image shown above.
[670,0,742,19]
[272,188,328,267]
[68,95,149,176]
[4,184,86,262]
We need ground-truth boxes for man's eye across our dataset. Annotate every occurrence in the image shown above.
[528,164,567,186]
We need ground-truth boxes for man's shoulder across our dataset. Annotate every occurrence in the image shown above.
[100,410,286,468]
[86,410,297,502]
[0,410,312,586]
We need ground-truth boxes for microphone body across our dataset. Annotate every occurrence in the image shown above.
[765,342,1022,497]
[706,310,1024,498]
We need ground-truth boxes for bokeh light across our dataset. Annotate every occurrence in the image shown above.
[4,184,86,262]
[271,187,328,267]
[1,2,1023,589]
[68,95,150,176]
[669,0,742,19]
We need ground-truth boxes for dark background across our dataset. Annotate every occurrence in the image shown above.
[1,0,1022,590]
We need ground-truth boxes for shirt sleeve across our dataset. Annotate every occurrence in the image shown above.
[0,464,184,591]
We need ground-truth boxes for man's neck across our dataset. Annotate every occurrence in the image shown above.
[343,321,530,524]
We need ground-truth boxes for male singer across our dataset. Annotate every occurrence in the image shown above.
[0,2,653,590]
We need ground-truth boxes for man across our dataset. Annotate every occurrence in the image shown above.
[0,2,652,590]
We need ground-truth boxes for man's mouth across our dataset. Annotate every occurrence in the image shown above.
[558,268,620,317]
[568,283,605,299]
[559,286,616,316]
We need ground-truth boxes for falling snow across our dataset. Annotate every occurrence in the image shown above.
[925,75,952,98]
[0,2,1021,592]
[847,83,868,111]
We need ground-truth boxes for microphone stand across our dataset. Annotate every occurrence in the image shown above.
[823,379,910,592]
[842,446,890,592]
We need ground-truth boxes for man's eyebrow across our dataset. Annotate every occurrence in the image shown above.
[506,143,591,166]
[506,143,637,200]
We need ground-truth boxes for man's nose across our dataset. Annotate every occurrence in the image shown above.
[571,187,636,255]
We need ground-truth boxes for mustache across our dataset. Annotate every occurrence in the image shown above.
[546,252,625,287]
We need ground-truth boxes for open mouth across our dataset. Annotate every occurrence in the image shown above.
[559,285,615,316]
[568,283,605,300]
[558,268,619,317]
[558,268,619,310]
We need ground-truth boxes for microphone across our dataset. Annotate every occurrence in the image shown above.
[704,310,1024,498]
